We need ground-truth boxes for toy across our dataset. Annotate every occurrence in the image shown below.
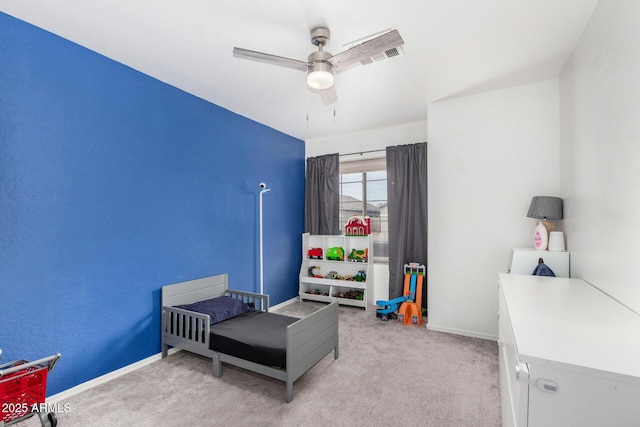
[353,270,366,282]
[348,248,368,262]
[333,289,364,300]
[375,263,424,326]
[307,247,323,259]
[308,266,323,278]
[325,246,345,261]
[324,271,339,280]
[307,288,329,296]
[344,215,371,236]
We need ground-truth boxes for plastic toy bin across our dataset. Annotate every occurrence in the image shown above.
[0,353,61,427]
[1,361,49,423]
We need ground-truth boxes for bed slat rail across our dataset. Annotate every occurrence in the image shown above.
[162,306,210,356]
[225,290,270,312]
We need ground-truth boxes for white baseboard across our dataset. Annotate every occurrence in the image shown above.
[269,296,298,312]
[47,347,181,403]
[427,323,498,342]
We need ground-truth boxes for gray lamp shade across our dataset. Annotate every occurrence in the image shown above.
[527,196,563,220]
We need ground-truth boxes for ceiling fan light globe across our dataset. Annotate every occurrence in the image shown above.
[307,70,334,90]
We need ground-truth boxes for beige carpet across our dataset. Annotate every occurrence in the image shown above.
[15,301,501,427]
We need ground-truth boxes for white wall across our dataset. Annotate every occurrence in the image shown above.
[560,0,640,314]
[306,120,428,158]
[306,120,428,303]
[427,79,560,339]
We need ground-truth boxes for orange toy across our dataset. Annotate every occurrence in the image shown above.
[397,263,425,326]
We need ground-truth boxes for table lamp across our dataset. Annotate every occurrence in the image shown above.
[527,196,563,250]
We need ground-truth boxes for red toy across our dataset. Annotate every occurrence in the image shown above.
[345,216,371,236]
[308,266,323,278]
[307,247,323,259]
[0,353,61,427]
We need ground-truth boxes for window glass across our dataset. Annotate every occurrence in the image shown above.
[339,166,388,262]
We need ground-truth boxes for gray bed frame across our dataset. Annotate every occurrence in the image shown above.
[161,273,339,403]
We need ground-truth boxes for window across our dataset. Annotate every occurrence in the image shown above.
[339,158,388,262]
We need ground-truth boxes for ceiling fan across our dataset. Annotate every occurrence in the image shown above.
[233,27,404,105]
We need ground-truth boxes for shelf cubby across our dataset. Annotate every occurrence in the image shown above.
[299,233,373,310]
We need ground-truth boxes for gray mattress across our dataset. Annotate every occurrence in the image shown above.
[209,311,299,368]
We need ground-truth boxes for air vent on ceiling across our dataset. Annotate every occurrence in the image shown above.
[359,46,404,66]
[385,47,401,58]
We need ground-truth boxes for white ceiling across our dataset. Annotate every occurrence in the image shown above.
[0,0,598,141]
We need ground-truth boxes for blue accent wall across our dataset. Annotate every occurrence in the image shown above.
[0,13,305,395]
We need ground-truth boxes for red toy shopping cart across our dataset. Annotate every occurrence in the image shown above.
[0,350,61,427]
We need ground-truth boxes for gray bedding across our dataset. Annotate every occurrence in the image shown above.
[209,311,299,367]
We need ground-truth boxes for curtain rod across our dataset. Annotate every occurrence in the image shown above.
[339,148,386,157]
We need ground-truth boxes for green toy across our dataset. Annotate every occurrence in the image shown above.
[325,247,345,261]
[353,270,367,282]
[348,248,368,262]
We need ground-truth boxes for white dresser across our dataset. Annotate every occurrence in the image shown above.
[498,274,640,427]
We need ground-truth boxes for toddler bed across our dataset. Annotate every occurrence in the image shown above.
[161,273,339,402]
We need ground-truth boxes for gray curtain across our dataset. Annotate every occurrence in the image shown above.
[386,142,428,311]
[305,153,340,235]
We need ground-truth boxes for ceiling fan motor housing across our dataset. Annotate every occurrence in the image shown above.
[307,50,334,89]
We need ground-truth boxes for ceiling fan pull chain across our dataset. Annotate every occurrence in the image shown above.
[306,88,310,128]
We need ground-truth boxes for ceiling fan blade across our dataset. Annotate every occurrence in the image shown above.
[233,47,308,72]
[329,29,404,70]
[318,86,337,105]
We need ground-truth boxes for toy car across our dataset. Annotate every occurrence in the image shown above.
[325,247,344,261]
[307,247,323,259]
[353,270,367,282]
[349,248,368,262]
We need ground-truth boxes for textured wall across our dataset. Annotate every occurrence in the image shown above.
[0,13,304,395]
